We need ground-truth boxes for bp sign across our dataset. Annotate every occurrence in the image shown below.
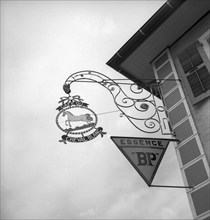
[110,136,171,186]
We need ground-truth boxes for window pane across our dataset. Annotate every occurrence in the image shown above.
[179,138,200,165]
[178,43,204,74]
[178,52,193,73]
[191,183,210,216]
[177,40,210,103]
[187,44,203,68]
[156,61,172,79]
[198,66,210,91]
[154,53,168,69]
[184,160,208,187]
[187,72,204,97]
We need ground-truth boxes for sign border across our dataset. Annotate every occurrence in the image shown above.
[110,136,175,186]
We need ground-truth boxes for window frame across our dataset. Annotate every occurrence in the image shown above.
[175,35,210,105]
[198,29,210,60]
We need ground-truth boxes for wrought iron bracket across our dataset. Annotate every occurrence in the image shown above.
[57,70,175,136]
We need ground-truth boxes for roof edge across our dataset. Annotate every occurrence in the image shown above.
[106,0,185,71]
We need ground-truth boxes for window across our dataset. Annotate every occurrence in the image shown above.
[176,39,210,105]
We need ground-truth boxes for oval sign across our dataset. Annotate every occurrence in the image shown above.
[56,96,106,143]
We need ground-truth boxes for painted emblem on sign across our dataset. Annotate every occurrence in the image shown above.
[56,95,106,143]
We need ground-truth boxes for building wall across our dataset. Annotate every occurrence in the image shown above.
[170,13,210,165]
[152,44,210,219]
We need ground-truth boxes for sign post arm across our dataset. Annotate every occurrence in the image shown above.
[150,184,194,189]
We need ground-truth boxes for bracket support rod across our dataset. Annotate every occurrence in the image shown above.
[150,184,194,189]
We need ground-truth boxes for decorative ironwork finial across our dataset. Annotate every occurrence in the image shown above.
[63,83,71,94]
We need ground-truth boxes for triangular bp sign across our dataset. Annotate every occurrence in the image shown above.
[110,136,171,186]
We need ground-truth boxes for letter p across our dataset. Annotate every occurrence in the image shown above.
[146,153,156,166]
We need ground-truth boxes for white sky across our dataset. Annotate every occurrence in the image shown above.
[1,1,193,219]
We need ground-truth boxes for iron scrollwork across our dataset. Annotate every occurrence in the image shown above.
[57,70,171,138]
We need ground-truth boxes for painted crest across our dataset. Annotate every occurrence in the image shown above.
[56,95,106,143]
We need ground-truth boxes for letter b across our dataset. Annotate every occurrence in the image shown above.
[136,152,157,166]
[136,152,147,166]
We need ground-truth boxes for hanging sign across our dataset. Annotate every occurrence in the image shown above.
[110,136,171,186]
[56,95,106,143]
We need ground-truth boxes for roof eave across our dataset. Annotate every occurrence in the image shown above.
[106,0,185,71]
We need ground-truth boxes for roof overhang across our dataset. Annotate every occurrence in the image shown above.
[106,0,210,85]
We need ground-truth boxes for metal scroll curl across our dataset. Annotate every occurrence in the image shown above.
[59,70,171,135]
